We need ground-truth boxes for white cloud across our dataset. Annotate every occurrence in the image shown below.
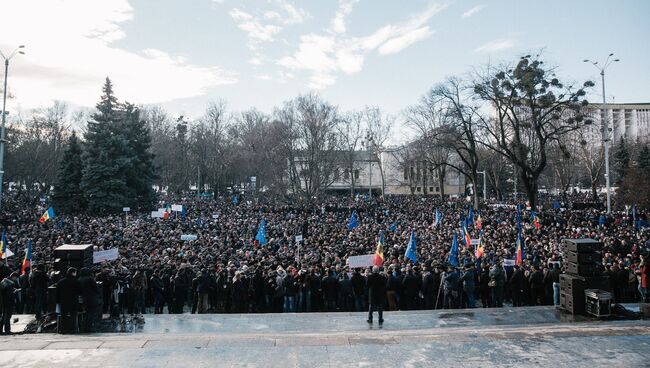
[330,0,359,34]
[278,3,447,89]
[377,26,433,55]
[0,0,235,109]
[474,39,514,53]
[249,57,263,65]
[461,5,485,19]
[255,74,272,81]
[229,2,309,50]
[212,0,226,4]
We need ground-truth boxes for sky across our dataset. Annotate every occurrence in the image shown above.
[2,0,649,127]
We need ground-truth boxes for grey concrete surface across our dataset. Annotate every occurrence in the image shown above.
[0,307,648,367]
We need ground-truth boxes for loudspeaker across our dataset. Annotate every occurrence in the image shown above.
[562,239,602,253]
[565,262,602,277]
[53,244,94,272]
[566,251,601,264]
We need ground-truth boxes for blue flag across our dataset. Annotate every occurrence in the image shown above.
[468,206,474,225]
[553,200,560,209]
[256,218,267,245]
[405,229,417,263]
[348,211,359,231]
[434,208,441,227]
[448,233,459,267]
[232,195,239,205]
[633,205,638,229]
[390,221,397,232]
[181,206,187,219]
[599,214,605,227]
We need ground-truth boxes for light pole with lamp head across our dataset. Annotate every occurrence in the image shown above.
[0,45,25,211]
[584,53,619,214]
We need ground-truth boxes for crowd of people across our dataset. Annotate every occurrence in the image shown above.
[0,191,648,333]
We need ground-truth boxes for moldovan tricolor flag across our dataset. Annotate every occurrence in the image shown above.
[39,207,55,223]
[21,239,32,275]
[475,232,484,259]
[463,220,471,249]
[373,231,385,266]
[531,210,541,230]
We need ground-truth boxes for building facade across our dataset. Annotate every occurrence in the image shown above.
[587,102,650,144]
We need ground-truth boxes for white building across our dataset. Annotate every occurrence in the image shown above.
[587,102,650,144]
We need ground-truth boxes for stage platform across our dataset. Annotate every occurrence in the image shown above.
[1,306,649,367]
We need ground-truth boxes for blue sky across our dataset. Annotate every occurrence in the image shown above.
[2,0,649,120]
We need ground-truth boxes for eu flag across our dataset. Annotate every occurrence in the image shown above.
[405,229,417,263]
[348,211,359,231]
[448,233,459,267]
[256,219,267,245]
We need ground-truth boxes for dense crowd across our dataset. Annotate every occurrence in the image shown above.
[0,191,648,333]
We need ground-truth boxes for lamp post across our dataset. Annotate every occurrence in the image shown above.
[477,170,486,201]
[584,54,619,214]
[364,132,374,197]
[0,45,25,211]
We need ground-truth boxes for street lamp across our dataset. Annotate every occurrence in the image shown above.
[364,132,374,197]
[584,53,619,214]
[0,45,25,211]
[477,170,487,202]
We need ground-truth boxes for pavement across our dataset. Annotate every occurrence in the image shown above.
[1,306,649,367]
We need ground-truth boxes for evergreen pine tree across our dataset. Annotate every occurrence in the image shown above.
[52,132,85,213]
[613,138,630,184]
[638,144,650,170]
[80,78,132,214]
[123,102,157,210]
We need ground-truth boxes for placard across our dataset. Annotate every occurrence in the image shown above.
[347,254,375,268]
[181,234,198,241]
[172,204,183,212]
[123,207,130,212]
[503,259,515,267]
[295,235,303,242]
[93,248,119,263]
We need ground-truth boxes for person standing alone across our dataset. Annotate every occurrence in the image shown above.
[366,266,386,325]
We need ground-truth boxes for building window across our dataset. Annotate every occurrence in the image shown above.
[416,187,421,192]
[436,186,440,192]
[354,170,360,179]
[429,186,434,192]
[403,167,408,180]
[344,169,350,179]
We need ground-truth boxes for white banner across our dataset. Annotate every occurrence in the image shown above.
[151,210,164,218]
[347,254,375,268]
[122,207,130,212]
[295,235,303,242]
[181,234,198,241]
[503,259,515,267]
[93,248,119,263]
[172,204,183,212]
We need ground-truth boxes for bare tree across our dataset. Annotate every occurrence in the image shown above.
[363,106,393,197]
[472,55,594,208]
[338,110,364,197]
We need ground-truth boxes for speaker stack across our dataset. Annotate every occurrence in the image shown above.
[53,244,94,274]
[559,238,609,315]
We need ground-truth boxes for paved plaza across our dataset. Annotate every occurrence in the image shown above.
[0,306,648,367]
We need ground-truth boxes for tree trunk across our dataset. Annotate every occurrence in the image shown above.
[521,172,539,209]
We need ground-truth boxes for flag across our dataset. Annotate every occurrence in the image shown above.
[405,229,417,263]
[21,239,32,275]
[348,211,359,231]
[0,231,6,259]
[598,214,605,227]
[463,220,471,249]
[232,195,239,205]
[468,207,474,225]
[448,233,459,267]
[475,231,484,259]
[434,208,442,227]
[531,210,541,230]
[39,207,55,223]
[390,221,397,232]
[515,232,525,266]
[553,200,560,209]
[633,205,638,229]
[181,206,187,219]
[256,219,267,245]
[476,212,482,230]
[516,204,522,233]
[373,231,384,266]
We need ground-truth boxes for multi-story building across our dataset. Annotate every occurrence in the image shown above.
[586,102,650,144]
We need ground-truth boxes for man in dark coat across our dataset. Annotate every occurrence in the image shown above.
[56,267,82,334]
[30,264,49,319]
[78,267,101,332]
[0,272,19,334]
[528,265,545,306]
[366,266,387,324]
[443,266,460,309]
[460,264,477,308]
[510,265,525,307]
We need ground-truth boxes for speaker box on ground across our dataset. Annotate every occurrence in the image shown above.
[562,238,602,253]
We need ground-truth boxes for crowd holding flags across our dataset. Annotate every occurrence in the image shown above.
[475,231,484,259]
[348,210,359,231]
[448,233,459,267]
[531,209,541,230]
[405,229,417,263]
[373,231,384,266]
[515,204,525,266]
[475,212,482,230]
[21,239,32,275]
[39,207,55,223]
[255,218,267,246]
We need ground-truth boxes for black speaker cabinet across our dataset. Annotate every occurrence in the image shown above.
[566,251,601,264]
[562,239,602,253]
[53,244,94,272]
